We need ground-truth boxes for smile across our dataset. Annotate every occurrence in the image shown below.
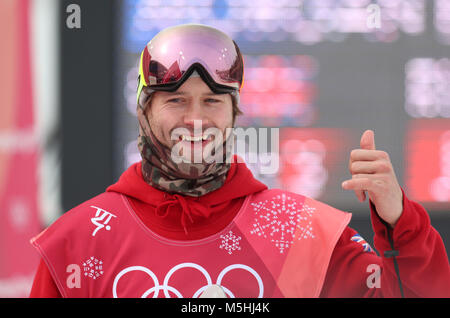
[179,134,213,142]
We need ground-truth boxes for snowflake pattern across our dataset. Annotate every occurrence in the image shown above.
[82,256,104,280]
[250,193,316,253]
[219,230,242,255]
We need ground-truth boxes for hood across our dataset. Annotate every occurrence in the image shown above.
[106,156,267,235]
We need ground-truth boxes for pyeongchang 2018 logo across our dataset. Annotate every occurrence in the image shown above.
[112,262,264,298]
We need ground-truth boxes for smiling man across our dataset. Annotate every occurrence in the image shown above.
[29,24,450,298]
[138,74,237,198]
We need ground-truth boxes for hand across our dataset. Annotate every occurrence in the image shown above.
[342,130,403,228]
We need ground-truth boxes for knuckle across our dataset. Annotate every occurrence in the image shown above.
[381,174,392,183]
[379,150,389,160]
[374,179,385,188]
[377,161,390,172]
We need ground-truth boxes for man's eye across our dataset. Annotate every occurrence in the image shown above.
[205,98,220,103]
[167,98,182,103]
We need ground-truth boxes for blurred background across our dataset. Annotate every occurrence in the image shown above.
[1,0,449,297]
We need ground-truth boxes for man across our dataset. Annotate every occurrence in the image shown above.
[30,24,450,298]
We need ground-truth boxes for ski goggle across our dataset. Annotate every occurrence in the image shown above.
[137,24,244,104]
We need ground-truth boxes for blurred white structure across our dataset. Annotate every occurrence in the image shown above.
[31,0,62,226]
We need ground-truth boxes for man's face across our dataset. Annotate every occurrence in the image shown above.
[145,76,234,162]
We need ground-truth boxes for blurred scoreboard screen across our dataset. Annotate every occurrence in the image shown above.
[113,0,450,212]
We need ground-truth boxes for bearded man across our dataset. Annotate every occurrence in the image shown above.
[30,24,450,298]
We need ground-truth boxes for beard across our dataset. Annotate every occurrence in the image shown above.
[137,106,235,197]
[147,113,234,166]
[169,124,234,165]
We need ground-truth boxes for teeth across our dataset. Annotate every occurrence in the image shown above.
[181,135,209,142]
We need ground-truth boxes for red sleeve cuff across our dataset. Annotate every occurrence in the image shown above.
[369,187,430,253]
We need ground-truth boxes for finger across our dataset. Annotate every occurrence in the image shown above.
[342,179,367,202]
[352,173,378,179]
[350,149,389,162]
[342,178,374,191]
[349,161,376,174]
[355,190,366,202]
[348,150,378,173]
[360,130,376,150]
[350,161,390,174]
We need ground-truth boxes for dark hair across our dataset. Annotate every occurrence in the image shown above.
[231,93,243,123]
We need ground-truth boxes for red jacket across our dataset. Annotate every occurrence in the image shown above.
[29,161,450,297]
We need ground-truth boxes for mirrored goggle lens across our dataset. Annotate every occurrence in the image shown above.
[141,24,243,90]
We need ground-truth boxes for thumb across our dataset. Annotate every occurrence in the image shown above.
[360,130,376,150]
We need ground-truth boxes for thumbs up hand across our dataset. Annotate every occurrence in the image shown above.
[342,130,403,228]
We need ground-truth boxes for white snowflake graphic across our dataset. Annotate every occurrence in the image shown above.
[219,230,242,255]
[82,256,104,280]
[250,193,316,253]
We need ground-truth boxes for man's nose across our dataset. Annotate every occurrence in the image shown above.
[183,103,208,127]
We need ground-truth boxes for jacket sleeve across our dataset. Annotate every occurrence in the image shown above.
[320,188,450,298]
[29,259,62,298]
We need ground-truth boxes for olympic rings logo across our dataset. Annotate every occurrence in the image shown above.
[112,262,264,298]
